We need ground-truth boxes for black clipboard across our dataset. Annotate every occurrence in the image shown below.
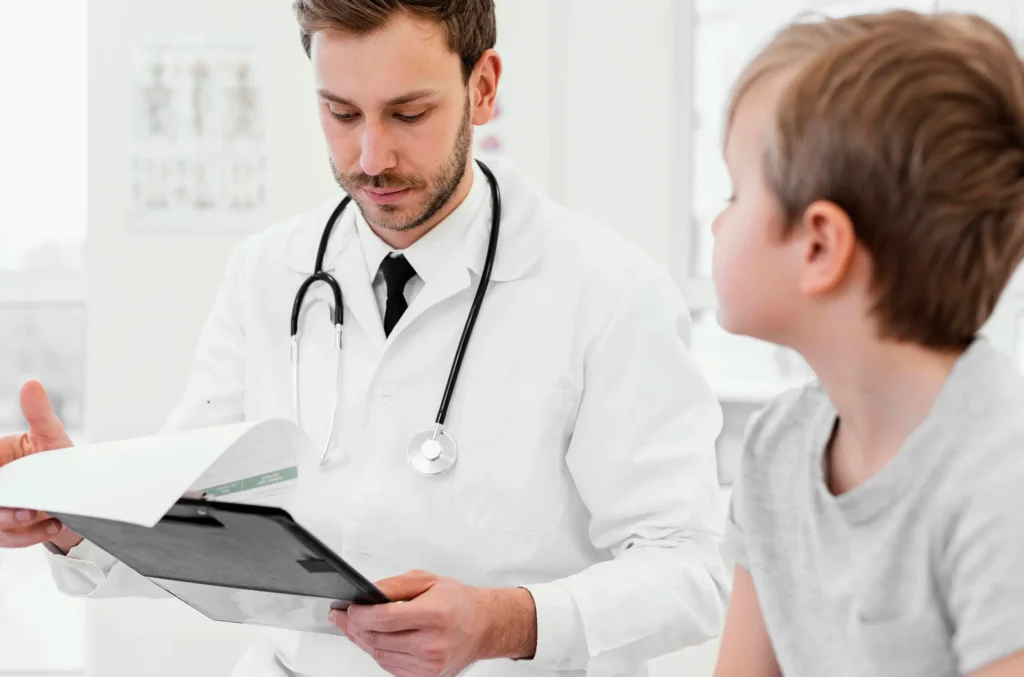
[52,498,389,635]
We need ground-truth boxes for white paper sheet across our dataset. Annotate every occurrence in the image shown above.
[190,419,303,508]
[0,419,307,528]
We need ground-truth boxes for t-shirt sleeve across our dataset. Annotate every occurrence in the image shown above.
[945,457,1024,674]
[723,403,774,572]
[723,475,748,570]
[723,387,819,575]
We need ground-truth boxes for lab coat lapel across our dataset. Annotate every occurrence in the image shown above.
[390,158,543,338]
[390,264,472,341]
[283,193,386,347]
[302,159,545,346]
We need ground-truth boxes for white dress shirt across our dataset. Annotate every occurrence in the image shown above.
[356,165,487,322]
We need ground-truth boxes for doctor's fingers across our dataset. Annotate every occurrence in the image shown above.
[0,518,63,548]
[348,601,435,633]
[0,508,52,529]
[375,569,440,602]
[351,636,442,677]
[353,626,439,657]
[0,433,32,466]
[19,381,72,450]
[334,612,426,652]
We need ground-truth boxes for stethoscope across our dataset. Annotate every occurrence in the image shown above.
[290,160,500,476]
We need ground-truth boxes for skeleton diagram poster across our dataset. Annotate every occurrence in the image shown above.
[129,42,268,234]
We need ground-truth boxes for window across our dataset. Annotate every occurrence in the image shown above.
[0,0,88,438]
[0,1,89,675]
[0,305,87,434]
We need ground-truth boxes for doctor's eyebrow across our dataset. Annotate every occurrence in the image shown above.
[316,89,437,107]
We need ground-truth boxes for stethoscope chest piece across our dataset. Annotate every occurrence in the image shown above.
[407,428,458,476]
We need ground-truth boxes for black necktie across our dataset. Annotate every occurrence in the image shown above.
[379,254,417,337]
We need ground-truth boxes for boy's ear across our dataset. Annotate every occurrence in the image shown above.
[797,199,857,296]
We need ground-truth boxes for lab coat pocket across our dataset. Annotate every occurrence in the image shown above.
[449,384,575,536]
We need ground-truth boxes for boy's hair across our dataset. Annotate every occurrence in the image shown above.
[293,0,496,82]
[729,11,1024,349]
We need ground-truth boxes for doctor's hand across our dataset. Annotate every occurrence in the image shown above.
[331,570,538,677]
[0,381,83,553]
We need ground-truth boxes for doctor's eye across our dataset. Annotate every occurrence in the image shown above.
[394,112,425,123]
[331,111,360,123]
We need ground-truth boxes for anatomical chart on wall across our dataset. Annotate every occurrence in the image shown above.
[129,42,268,234]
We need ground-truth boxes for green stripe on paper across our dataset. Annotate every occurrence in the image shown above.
[200,466,298,497]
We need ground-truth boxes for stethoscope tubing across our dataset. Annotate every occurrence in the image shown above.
[290,160,501,469]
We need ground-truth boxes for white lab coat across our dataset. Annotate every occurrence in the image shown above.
[47,159,729,676]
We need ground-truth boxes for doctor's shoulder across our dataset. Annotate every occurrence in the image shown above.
[536,201,686,309]
[221,195,346,280]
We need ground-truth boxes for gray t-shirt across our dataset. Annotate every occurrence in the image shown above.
[725,338,1024,676]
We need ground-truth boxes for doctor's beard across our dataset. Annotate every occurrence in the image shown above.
[331,99,472,233]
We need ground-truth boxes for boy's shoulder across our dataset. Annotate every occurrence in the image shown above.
[937,340,1024,503]
[738,339,1024,498]
[743,381,831,464]
[730,382,833,501]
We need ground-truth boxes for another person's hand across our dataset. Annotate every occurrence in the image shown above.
[0,381,83,553]
[331,570,537,677]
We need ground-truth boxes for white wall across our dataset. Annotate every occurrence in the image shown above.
[556,7,720,670]
[489,0,560,197]
[84,0,336,675]
[80,0,715,674]
[561,0,682,272]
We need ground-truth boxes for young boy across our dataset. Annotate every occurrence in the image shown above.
[712,11,1024,677]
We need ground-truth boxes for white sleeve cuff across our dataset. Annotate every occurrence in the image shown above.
[43,539,118,596]
[521,581,589,671]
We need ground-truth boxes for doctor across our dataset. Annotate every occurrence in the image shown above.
[0,1,729,675]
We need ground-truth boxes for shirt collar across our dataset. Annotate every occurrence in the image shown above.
[355,161,488,286]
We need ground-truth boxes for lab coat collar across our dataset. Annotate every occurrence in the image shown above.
[283,157,542,284]
[379,158,543,340]
[355,218,394,286]
[279,196,385,345]
[462,157,543,283]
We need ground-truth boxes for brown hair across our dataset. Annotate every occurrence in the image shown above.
[729,11,1024,349]
[293,0,496,81]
